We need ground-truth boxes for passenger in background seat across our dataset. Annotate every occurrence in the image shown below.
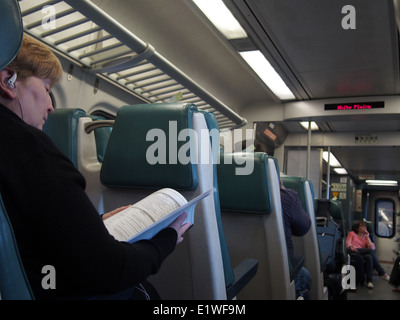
[346,221,390,288]
[0,34,190,300]
[280,179,312,299]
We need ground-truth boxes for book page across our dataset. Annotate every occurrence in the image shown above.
[104,188,213,243]
[104,188,187,242]
[130,189,213,242]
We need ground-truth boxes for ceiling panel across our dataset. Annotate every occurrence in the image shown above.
[331,146,400,181]
[243,0,400,99]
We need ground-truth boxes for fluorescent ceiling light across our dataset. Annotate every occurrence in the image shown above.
[366,180,398,186]
[192,0,247,39]
[300,121,319,131]
[322,151,341,167]
[239,50,295,100]
[334,168,348,175]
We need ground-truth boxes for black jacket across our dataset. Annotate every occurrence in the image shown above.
[0,104,177,299]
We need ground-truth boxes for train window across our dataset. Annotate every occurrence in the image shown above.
[90,110,116,120]
[375,199,395,238]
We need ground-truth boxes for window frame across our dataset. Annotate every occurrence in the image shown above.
[375,198,395,238]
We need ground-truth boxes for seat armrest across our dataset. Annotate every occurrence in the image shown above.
[226,259,258,300]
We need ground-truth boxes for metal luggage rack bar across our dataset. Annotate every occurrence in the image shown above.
[18,0,246,130]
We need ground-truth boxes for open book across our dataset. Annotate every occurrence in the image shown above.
[104,188,213,243]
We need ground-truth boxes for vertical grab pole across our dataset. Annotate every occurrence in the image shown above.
[306,121,311,179]
[326,146,331,199]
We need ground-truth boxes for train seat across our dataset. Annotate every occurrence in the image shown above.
[0,0,33,300]
[200,111,258,299]
[217,152,295,299]
[315,204,341,273]
[43,108,112,167]
[315,199,347,271]
[330,199,347,236]
[43,108,112,206]
[0,193,34,300]
[314,198,351,299]
[281,175,325,300]
[328,199,348,265]
[99,103,236,299]
[316,199,346,235]
[43,108,87,167]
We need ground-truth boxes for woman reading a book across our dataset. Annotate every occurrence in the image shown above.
[0,34,190,300]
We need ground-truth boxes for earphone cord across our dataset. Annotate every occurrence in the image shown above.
[134,283,150,300]
[16,94,24,120]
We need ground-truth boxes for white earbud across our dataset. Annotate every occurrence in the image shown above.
[7,72,24,120]
[8,72,17,89]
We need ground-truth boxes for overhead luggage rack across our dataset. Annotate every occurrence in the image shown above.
[18,0,246,130]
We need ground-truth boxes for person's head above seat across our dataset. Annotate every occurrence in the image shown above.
[0,34,62,130]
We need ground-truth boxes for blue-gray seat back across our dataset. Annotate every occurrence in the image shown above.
[43,108,87,167]
[0,193,34,300]
[0,0,32,300]
[315,199,347,275]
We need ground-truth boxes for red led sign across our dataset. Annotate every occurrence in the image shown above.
[324,101,384,111]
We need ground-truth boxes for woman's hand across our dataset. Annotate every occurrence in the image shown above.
[168,212,191,245]
[348,245,357,252]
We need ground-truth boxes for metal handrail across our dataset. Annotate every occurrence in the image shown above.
[20,0,247,129]
[63,0,246,128]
